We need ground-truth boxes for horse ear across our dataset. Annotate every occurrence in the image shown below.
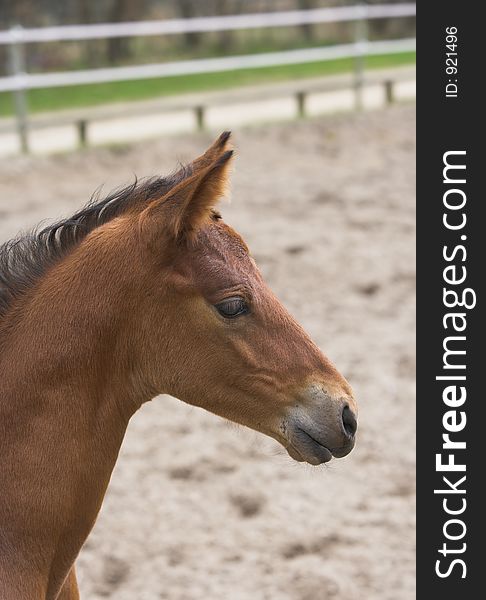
[167,131,232,183]
[190,131,232,173]
[140,148,234,246]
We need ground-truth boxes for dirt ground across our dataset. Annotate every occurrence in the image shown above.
[0,105,416,600]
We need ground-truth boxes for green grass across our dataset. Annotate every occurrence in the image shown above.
[0,51,415,117]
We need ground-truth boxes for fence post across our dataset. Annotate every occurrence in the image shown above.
[76,119,88,148]
[295,91,307,118]
[353,2,368,111]
[7,25,29,154]
[384,79,394,105]
[195,105,205,131]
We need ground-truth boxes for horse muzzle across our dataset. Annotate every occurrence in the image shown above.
[282,386,357,465]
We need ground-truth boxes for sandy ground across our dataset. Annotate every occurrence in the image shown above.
[0,105,415,600]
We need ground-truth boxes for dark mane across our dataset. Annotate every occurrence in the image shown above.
[0,168,191,320]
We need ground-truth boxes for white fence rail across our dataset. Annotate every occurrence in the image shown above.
[0,4,415,44]
[0,39,415,93]
[0,3,416,153]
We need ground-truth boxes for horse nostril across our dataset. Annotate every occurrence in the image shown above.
[342,405,357,438]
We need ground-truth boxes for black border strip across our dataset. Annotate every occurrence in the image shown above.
[417,2,482,596]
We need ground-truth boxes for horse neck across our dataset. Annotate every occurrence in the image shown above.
[1,224,150,415]
[0,236,151,590]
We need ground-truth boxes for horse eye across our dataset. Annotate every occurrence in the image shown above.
[215,297,248,318]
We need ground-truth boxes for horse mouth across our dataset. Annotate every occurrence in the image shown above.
[286,428,334,465]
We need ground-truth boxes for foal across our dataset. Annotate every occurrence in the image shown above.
[0,133,357,599]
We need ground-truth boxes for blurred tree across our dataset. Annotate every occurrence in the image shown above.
[1,0,35,27]
[297,0,318,41]
[214,0,245,52]
[77,0,99,66]
[176,0,203,49]
[107,0,144,63]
